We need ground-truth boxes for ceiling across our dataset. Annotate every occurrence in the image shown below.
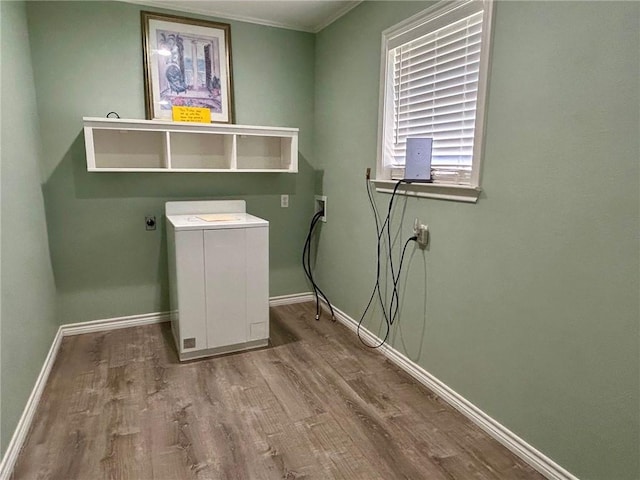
[124,0,362,33]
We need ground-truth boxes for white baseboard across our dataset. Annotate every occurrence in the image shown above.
[0,326,64,480]
[0,294,577,480]
[0,294,312,478]
[61,311,171,336]
[0,310,171,479]
[268,292,314,306]
[322,300,579,480]
[62,293,316,336]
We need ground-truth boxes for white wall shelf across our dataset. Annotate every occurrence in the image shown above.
[83,117,298,173]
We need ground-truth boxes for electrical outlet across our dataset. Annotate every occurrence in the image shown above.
[315,195,327,222]
[145,215,156,231]
[413,218,428,248]
[281,194,289,208]
[416,224,429,248]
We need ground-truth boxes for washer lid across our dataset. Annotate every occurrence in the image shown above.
[167,212,268,231]
[166,200,246,216]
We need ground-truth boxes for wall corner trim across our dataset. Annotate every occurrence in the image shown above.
[324,300,580,480]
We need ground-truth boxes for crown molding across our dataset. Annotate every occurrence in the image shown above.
[119,0,362,33]
[313,0,362,32]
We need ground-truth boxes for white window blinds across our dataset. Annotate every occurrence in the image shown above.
[382,2,490,185]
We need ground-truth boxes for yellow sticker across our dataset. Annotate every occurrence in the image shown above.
[172,106,212,123]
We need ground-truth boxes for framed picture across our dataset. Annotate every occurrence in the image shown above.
[141,11,234,123]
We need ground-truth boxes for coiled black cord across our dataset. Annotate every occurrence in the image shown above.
[302,210,336,321]
[385,181,405,328]
[358,178,390,347]
[358,179,416,348]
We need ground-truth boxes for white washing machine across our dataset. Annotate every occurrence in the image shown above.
[166,200,269,361]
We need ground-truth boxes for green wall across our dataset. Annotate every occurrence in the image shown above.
[314,1,639,479]
[26,1,316,324]
[4,1,638,477]
[0,2,59,452]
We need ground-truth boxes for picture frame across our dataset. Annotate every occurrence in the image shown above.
[141,11,234,123]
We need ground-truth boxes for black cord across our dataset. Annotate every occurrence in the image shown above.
[359,180,404,348]
[358,178,390,348]
[306,213,324,318]
[302,211,322,316]
[389,235,417,325]
[305,212,335,320]
[385,181,405,327]
[357,179,416,349]
[302,210,335,321]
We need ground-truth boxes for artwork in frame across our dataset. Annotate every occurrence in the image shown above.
[141,11,234,123]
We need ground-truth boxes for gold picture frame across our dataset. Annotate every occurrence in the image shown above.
[141,11,234,123]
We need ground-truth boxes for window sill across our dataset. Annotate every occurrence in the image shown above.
[372,180,481,203]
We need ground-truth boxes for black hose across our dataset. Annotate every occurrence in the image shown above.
[302,210,335,321]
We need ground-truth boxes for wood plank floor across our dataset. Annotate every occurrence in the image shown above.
[13,302,546,480]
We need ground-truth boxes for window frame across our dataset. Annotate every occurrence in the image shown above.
[375,0,495,203]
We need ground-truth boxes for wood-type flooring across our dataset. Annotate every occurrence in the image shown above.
[12,302,546,479]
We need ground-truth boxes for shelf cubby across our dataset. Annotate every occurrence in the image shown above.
[236,135,293,171]
[169,132,232,170]
[83,117,298,173]
[91,129,167,170]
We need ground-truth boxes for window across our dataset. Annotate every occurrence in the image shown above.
[376,0,494,200]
